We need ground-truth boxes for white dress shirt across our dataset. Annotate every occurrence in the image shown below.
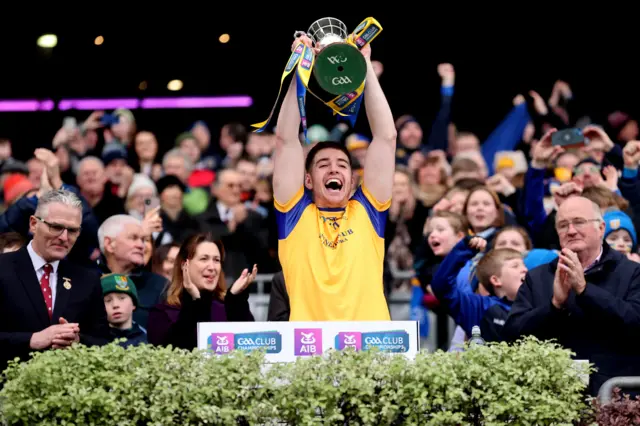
[27,241,60,308]
[217,201,234,223]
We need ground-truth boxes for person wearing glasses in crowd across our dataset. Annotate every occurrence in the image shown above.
[0,189,110,374]
[505,195,640,396]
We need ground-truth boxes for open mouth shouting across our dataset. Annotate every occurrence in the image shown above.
[429,238,444,255]
[324,177,344,195]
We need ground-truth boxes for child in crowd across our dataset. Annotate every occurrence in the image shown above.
[415,211,468,291]
[603,210,639,261]
[447,226,557,349]
[431,237,528,343]
[101,273,148,347]
[411,211,468,349]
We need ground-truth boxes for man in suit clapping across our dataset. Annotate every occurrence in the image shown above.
[0,189,110,374]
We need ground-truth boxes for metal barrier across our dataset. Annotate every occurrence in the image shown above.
[598,376,640,404]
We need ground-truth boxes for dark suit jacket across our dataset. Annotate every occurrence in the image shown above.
[0,246,110,373]
[195,198,268,280]
[267,271,289,321]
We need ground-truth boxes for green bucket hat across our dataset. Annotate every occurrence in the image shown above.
[101,273,139,306]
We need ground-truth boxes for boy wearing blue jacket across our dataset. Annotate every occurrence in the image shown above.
[431,236,527,342]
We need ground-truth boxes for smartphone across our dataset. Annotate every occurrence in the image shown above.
[144,197,160,215]
[63,117,77,131]
[101,113,120,126]
[551,128,585,148]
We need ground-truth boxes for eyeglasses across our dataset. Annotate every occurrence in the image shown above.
[573,166,601,176]
[556,218,600,234]
[35,217,81,237]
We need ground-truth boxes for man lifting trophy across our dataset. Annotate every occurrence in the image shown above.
[266,16,398,321]
[252,17,383,138]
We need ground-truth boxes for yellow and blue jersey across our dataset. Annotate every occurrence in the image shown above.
[274,185,391,321]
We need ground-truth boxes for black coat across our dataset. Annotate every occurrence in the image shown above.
[195,199,268,280]
[504,243,640,395]
[267,272,289,321]
[0,247,110,373]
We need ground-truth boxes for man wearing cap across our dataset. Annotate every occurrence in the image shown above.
[101,273,147,347]
[102,143,134,199]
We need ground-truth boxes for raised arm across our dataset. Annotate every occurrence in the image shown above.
[362,46,397,204]
[272,37,310,206]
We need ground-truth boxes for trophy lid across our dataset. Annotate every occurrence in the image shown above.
[307,17,348,47]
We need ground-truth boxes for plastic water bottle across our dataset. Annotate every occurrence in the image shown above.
[468,326,485,346]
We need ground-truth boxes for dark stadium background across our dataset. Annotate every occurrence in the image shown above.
[0,10,636,160]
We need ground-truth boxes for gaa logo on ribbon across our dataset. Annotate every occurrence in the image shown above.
[294,328,322,356]
[208,331,282,354]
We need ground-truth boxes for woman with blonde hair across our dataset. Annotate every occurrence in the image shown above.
[147,233,256,349]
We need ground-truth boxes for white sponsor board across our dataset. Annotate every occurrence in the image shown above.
[197,321,420,363]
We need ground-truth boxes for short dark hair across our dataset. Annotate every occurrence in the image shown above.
[304,141,352,172]
[0,232,26,252]
[223,122,248,144]
[476,248,523,294]
[236,154,256,165]
[454,178,485,191]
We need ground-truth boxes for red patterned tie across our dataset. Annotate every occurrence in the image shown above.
[40,263,53,319]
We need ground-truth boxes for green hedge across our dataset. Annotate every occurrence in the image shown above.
[0,337,593,425]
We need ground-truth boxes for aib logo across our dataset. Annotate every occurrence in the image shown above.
[294,328,322,356]
[208,333,234,353]
[335,332,363,351]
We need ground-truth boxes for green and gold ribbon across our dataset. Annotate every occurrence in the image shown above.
[251,41,305,132]
[295,44,315,142]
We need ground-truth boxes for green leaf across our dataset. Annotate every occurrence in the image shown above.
[0,336,594,424]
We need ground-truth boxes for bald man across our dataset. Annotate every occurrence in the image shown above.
[505,196,640,396]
